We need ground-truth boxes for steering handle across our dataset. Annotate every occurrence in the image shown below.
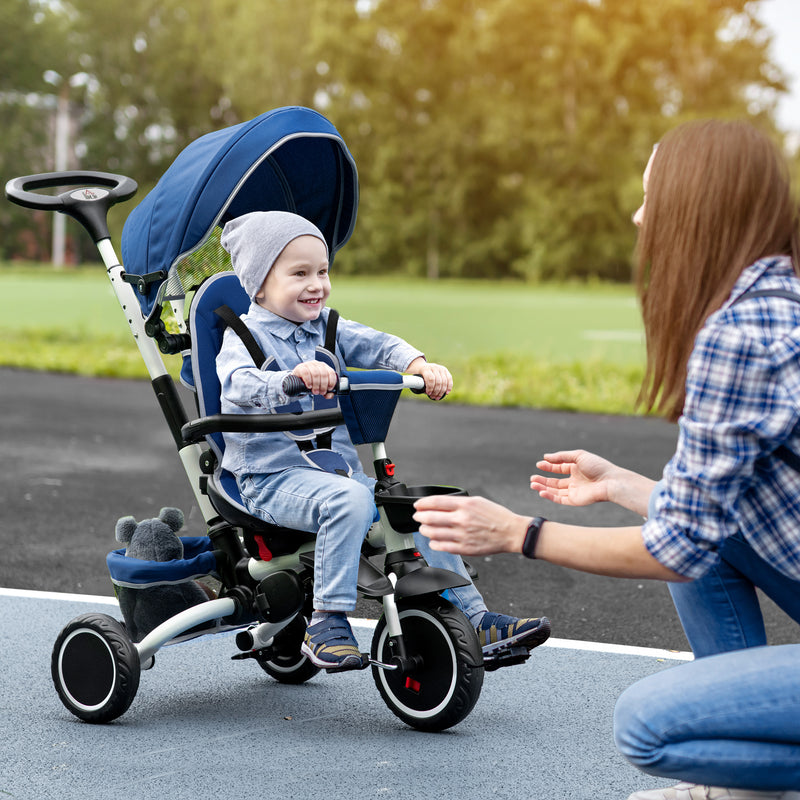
[5,170,138,242]
[281,373,427,396]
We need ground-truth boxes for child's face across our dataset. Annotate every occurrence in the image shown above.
[255,235,330,323]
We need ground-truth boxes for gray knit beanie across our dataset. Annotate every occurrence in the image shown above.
[220,211,329,301]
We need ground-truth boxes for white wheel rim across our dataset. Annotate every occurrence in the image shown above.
[375,609,457,719]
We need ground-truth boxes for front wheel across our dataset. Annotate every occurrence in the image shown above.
[51,613,141,723]
[371,598,484,732]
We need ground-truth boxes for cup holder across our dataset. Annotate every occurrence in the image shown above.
[377,485,467,533]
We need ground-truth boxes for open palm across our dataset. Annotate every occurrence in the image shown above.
[530,450,617,507]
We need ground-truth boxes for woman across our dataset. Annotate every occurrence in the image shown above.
[414,120,800,799]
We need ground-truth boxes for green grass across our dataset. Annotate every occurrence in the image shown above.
[0,263,647,414]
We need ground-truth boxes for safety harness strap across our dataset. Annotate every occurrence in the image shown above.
[316,309,340,451]
[214,304,268,368]
[325,308,339,354]
[214,305,347,471]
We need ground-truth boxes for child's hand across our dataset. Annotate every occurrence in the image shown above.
[407,357,452,401]
[292,361,338,398]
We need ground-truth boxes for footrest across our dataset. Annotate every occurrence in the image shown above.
[483,645,531,672]
[325,652,371,673]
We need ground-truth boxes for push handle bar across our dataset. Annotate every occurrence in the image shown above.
[5,170,138,243]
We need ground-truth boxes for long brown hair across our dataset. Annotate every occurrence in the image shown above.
[636,119,800,421]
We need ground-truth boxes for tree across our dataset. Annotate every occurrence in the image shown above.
[0,0,85,260]
[2,0,790,280]
[314,0,785,280]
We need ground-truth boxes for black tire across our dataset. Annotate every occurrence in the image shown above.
[371,598,484,732]
[256,614,320,685]
[51,613,141,723]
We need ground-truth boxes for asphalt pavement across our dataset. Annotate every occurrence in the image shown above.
[0,589,684,800]
[2,367,798,800]
[1,367,797,650]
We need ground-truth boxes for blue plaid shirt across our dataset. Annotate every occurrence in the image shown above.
[644,255,800,581]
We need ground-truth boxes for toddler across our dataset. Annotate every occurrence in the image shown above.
[217,210,550,669]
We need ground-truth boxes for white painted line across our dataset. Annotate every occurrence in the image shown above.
[0,586,120,605]
[542,636,692,661]
[0,587,693,661]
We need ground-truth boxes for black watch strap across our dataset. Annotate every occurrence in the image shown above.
[522,516,545,559]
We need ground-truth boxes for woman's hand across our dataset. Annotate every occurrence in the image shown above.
[293,361,338,398]
[413,494,528,556]
[413,492,685,581]
[407,357,453,401]
[531,450,619,507]
[531,450,656,517]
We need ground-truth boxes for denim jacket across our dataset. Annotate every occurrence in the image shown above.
[216,304,423,477]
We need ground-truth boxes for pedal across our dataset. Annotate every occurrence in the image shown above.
[231,647,271,662]
[368,657,400,671]
[483,645,531,672]
[324,652,371,673]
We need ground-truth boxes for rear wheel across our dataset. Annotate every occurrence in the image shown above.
[256,614,320,684]
[51,613,140,723]
[371,598,484,731]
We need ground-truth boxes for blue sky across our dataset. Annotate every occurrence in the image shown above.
[758,0,800,131]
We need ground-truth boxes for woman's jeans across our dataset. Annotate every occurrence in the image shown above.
[614,643,800,790]
[240,468,486,618]
[668,532,800,658]
[615,503,800,789]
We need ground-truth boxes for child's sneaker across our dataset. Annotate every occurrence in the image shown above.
[475,613,551,655]
[300,614,363,670]
[627,783,800,799]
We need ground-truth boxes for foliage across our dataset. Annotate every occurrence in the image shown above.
[451,352,644,414]
[308,0,783,281]
[0,328,645,415]
[0,0,80,260]
[0,264,646,413]
[0,0,789,281]
[0,327,152,379]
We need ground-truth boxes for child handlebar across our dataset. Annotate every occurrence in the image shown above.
[181,372,426,445]
[281,373,427,396]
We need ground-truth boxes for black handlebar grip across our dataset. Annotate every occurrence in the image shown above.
[282,374,307,396]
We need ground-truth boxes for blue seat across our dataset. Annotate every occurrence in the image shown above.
[187,271,315,558]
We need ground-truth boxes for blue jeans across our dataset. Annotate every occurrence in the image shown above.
[240,468,486,618]
[413,523,487,623]
[614,644,800,790]
[668,532,800,658]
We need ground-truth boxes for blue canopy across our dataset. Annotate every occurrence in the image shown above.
[120,106,359,321]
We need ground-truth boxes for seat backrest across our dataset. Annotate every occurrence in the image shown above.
[186,270,321,546]
[189,271,250,464]
[188,270,405,474]
[186,271,261,521]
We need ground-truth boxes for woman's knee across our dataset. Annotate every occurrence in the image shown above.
[613,681,667,770]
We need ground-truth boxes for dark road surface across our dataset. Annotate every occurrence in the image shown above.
[1,367,796,651]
